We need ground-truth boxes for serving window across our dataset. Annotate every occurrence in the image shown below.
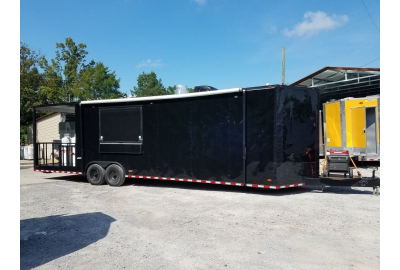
[99,106,142,154]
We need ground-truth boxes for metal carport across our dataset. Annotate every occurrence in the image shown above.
[290,66,380,105]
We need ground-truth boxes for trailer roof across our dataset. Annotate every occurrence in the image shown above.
[81,88,242,105]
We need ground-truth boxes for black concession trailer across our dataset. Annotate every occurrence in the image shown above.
[33,85,379,191]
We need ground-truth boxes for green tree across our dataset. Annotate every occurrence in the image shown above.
[131,71,168,97]
[20,38,125,143]
[166,85,194,94]
[20,43,46,143]
[166,85,175,95]
[40,37,124,101]
[74,62,125,100]
[56,37,89,101]
[39,37,88,102]
[38,57,66,104]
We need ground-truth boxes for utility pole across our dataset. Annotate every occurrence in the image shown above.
[282,47,285,85]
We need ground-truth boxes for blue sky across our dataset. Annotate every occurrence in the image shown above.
[20,0,380,95]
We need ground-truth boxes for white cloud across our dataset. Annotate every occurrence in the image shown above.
[283,11,349,38]
[193,0,207,6]
[136,59,164,68]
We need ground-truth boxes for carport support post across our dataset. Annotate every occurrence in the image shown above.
[33,108,38,168]
[282,47,285,84]
[242,89,247,185]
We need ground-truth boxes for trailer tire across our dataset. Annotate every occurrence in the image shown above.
[86,164,106,185]
[105,164,125,187]
[349,168,353,178]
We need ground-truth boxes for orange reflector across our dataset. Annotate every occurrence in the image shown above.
[267,179,272,182]
[128,170,133,173]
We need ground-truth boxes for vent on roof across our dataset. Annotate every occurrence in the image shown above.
[175,85,188,94]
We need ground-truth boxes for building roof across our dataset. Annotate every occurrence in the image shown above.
[35,112,59,122]
[290,66,380,103]
[35,103,77,114]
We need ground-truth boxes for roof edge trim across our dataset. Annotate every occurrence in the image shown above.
[81,88,242,105]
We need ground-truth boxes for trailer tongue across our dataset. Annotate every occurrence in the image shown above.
[306,173,380,194]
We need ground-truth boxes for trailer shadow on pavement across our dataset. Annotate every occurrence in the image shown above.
[125,178,307,196]
[124,178,374,196]
[42,174,88,183]
[20,165,34,170]
[303,185,374,195]
[42,175,374,196]
[20,212,116,270]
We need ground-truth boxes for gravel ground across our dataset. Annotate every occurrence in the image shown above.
[20,160,380,270]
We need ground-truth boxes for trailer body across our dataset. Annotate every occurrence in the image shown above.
[33,85,321,189]
[33,85,380,190]
[323,96,380,161]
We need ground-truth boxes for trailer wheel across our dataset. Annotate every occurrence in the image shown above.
[349,168,353,178]
[86,164,106,185]
[105,164,125,187]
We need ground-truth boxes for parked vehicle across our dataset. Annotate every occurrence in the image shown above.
[194,85,218,92]
[322,96,380,161]
[33,85,379,191]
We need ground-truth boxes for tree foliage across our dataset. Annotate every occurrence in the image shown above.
[74,62,122,100]
[39,37,125,102]
[21,38,196,144]
[166,85,194,94]
[19,42,44,143]
[166,85,175,95]
[38,57,66,104]
[131,71,168,97]
[131,72,194,97]
[20,38,125,144]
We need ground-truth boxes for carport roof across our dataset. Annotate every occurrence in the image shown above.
[290,66,380,103]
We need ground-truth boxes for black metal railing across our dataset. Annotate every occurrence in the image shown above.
[36,142,76,168]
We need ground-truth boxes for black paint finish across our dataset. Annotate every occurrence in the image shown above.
[79,85,318,186]
[245,86,319,186]
[82,92,245,183]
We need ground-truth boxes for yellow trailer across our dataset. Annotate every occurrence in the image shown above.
[323,96,380,161]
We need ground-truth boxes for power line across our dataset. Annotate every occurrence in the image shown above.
[361,57,380,67]
[360,0,380,33]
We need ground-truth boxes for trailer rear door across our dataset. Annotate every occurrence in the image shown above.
[351,107,366,148]
[365,107,378,154]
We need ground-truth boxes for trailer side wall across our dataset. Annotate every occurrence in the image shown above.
[82,92,245,183]
[245,87,319,186]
